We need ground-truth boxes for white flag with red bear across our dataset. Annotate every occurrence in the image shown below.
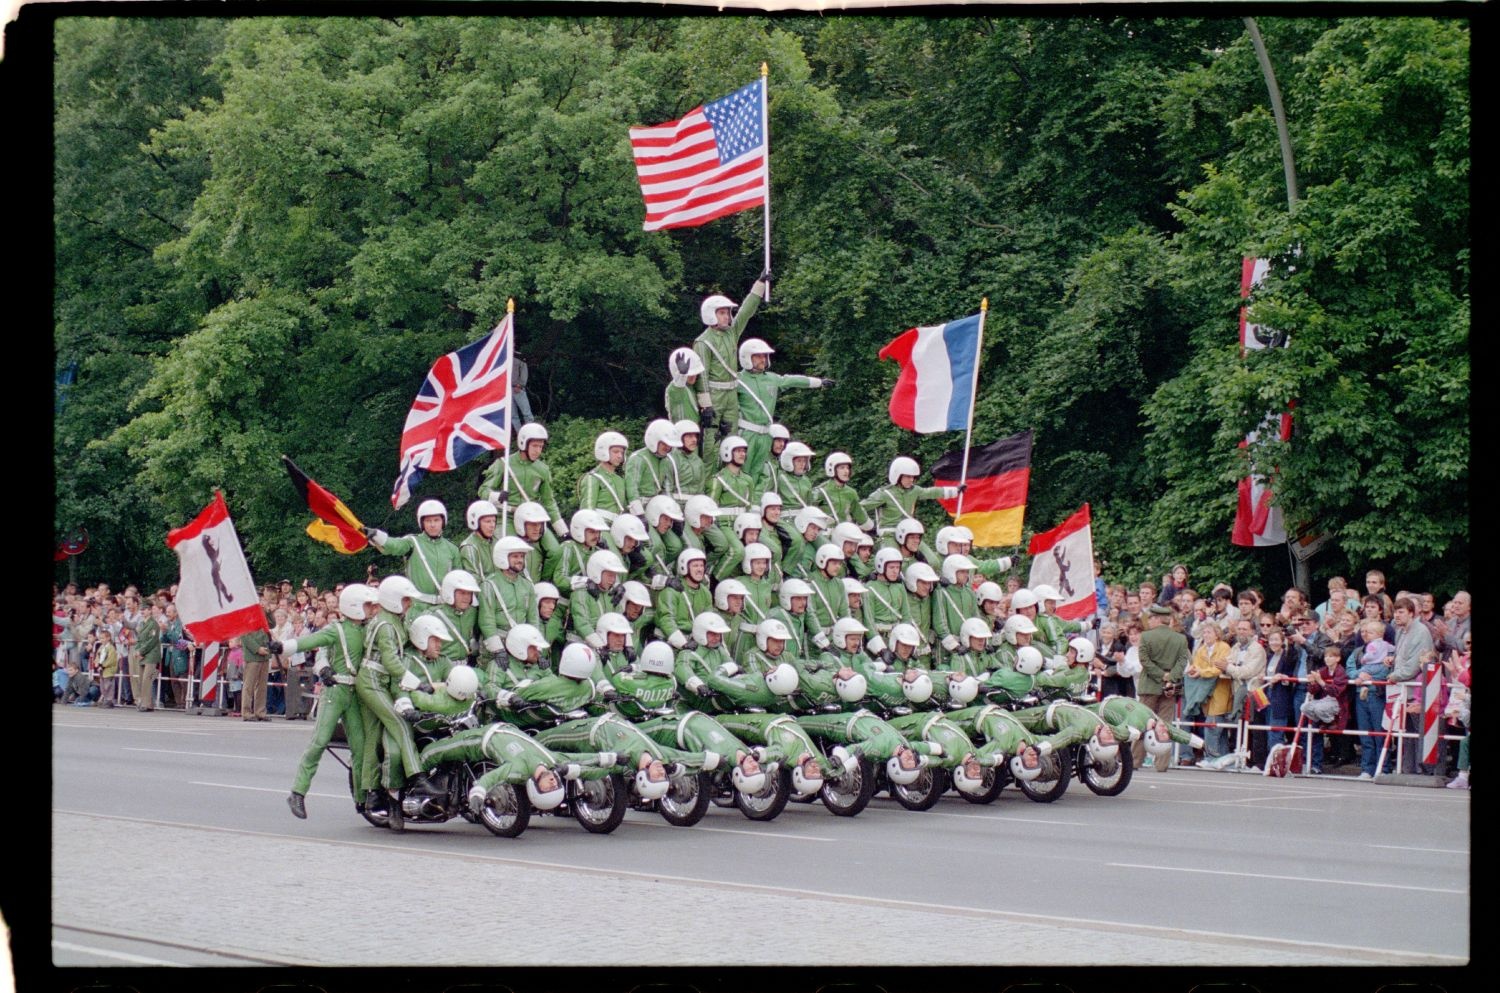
[166,491,268,643]
[1026,503,1096,622]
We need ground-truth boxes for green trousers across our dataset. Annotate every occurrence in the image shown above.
[291,683,365,797]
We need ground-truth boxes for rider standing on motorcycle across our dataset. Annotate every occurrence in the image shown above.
[356,575,428,831]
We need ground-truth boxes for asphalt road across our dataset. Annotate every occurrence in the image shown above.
[51,706,1469,967]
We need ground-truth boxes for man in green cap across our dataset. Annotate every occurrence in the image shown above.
[1134,603,1189,772]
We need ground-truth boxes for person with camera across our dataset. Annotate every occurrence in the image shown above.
[1133,603,1190,772]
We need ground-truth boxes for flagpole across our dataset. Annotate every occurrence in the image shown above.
[760,61,772,303]
[501,298,515,538]
[955,298,987,520]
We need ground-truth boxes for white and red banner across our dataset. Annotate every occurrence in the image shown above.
[1232,256,1294,548]
[1025,503,1096,621]
[165,492,268,644]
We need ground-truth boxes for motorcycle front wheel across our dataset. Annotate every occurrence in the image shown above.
[658,771,712,827]
[477,783,531,838]
[1079,744,1133,797]
[571,772,628,835]
[958,765,1008,805]
[734,767,791,822]
[1016,747,1072,804]
[890,766,948,811]
[820,756,876,817]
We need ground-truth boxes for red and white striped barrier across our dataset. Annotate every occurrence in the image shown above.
[199,642,222,705]
[1421,661,1442,766]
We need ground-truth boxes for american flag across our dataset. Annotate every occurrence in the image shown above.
[630,79,767,231]
[391,313,513,509]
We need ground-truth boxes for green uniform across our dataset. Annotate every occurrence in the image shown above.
[863,578,913,640]
[885,710,981,773]
[656,579,713,649]
[932,582,981,659]
[1093,695,1199,747]
[693,282,765,440]
[477,570,538,652]
[949,704,1044,766]
[458,532,498,584]
[410,602,477,668]
[709,465,756,513]
[523,529,563,585]
[764,606,811,660]
[737,370,819,482]
[355,609,420,792]
[568,584,613,649]
[482,453,565,526]
[577,467,627,521]
[814,479,873,529]
[805,571,851,648]
[553,538,601,590]
[862,484,949,538]
[776,470,818,512]
[418,723,617,798]
[134,614,162,710]
[374,532,463,602]
[716,711,838,777]
[1033,612,1086,659]
[665,382,699,424]
[624,448,675,515]
[667,449,707,502]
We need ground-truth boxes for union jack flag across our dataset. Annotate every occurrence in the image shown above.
[391,313,513,509]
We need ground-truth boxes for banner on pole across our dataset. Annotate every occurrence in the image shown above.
[1025,503,1096,621]
[165,492,268,644]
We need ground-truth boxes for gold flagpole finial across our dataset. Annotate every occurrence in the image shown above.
[507,297,515,314]
[981,297,989,312]
[761,61,769,77]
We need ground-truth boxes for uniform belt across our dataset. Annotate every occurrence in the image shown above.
[333,674,355,686]
[708,379,737,391]
[736,420,770,435]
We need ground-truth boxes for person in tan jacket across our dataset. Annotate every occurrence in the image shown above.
[1225,618,1269,767]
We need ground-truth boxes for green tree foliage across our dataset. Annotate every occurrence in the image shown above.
[53,15,1467,596]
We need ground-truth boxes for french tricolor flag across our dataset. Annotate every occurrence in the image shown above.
[878,314,982,433]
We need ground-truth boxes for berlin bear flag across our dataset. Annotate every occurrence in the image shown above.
[165,492,268,643]
[1026,503,1096,622]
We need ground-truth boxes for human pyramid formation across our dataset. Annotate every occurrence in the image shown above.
[278,274,1204,832]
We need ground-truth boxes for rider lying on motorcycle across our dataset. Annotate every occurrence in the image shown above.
[981,645,1090,704]
[1008,699,1121,763]
[1090,694,1204,758]
[946,702,1052,783]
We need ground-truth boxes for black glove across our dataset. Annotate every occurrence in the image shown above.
[494,489,509,505]
[700,406,716,428]
[627,548,647,571]
[952,646,970,656]
[623,646,637,663]
[957,483,967,494]
[879,649,896,667]
[417,682,434,695]
[694,682,714,698]
[775,522,795,543]
[360,526,377,540]
[682,637,698,651]
[939,578,953,588]
[718,418,731,438]
[759,268,772,284]
[319,669,337,688]
[402,708,422,723]
[671,519,685,537]
[609,585,626,606]
[586,581,601,596]
[820,378,837,388]
[268,641,284,655]
[666,577,683,592]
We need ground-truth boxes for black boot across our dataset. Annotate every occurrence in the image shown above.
[287,792,307,820]
[387,792,404,832]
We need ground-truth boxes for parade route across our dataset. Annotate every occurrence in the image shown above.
[52,707,1469,966]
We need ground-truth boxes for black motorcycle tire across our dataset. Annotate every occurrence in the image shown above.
[658,771,712,827]
[571,772,628,835]
[476,782,531,838]
[734,766,791,822]
[1078,743,1134,797]
[890,765,948,811]
[820,755,876,817]
[1016,746,1072,803]
[958,764,1009,805]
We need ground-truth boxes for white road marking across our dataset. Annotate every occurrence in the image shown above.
[1368,844,1469,855]
[629,820,835,841]
[53,809,1466,965]
[1108,862,1466,895]
[124,747,268,760]
[53,722,211,736]
[921,809,1088,827]
[191,781,345,799]
[51,940,177,966]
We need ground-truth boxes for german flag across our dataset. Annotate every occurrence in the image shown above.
[932,430,1032,548]
[282,455,368,554]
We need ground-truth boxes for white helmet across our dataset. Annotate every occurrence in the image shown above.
[834,668,868,703]
[824,451,853,479]
[976,582,1004,607]
[1009,745,1044,782]
[942,554,977,585]
[765,662,799,696]
[466,500,499,532]
[841,577,867,597]
[700,293,737,327]
[778,578,813,611]
[769,424,791,443]
[1144,717,1175,758]
[1069,637,1096,664]
[1015,645,1045,675]
[674,418,702,444]
[951,754,987,795]
[505,624,549,662]
[586,549,627,586]
[514,501,550,530]
[596,612,633,641]
[408,613,453,651]
[960,617,993,646]
[737,337,775,370]
[668,347,705,386]
[756,618,793,653]
[416,499,448,527]
[594,430,629,463]
[1086,725,1120,764]
[676,546,707,578]
[947,673,981,705]
[933,526,961,556]
[446,664,479,701]
[1032,584,1061,608]
[719,435,748,464]
[730,754,768,796]
[610,514,647,548]
[741,542,772,574]
[732,512,762,541]
[558,643,597,680]
[793,506,832,535]
[338,583,379,622]
[492,534,532,571]
[874,547,904,577]
[895,517,926,545]
[644,418,680,453]
[692,611,732,645]
[887,456,920,486]
[517,422,549,451]
[713,580,749,613]
[831,616,867,647]
[637,641,675,676]
[646,494,684,526]
[621,581,653,610]
[759,491,783,512]
[534,581,561,604]
[684,495,719,529]
[857,533,875,550]
[814,544,845,572]
[886,749,925,785]
[1010,588,1039,612]
[891,623,923,651]
[779,441,814,474]
[832,522,865,551]
[526,773,567,811]
[569,509,608,544]
[634,759,671,802]
[903,562,939,593]
[1001,613,1038,645]
[376,575,421,614]
[439,569,481,606]
[790,754,823,795]
[901,669,934,703]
